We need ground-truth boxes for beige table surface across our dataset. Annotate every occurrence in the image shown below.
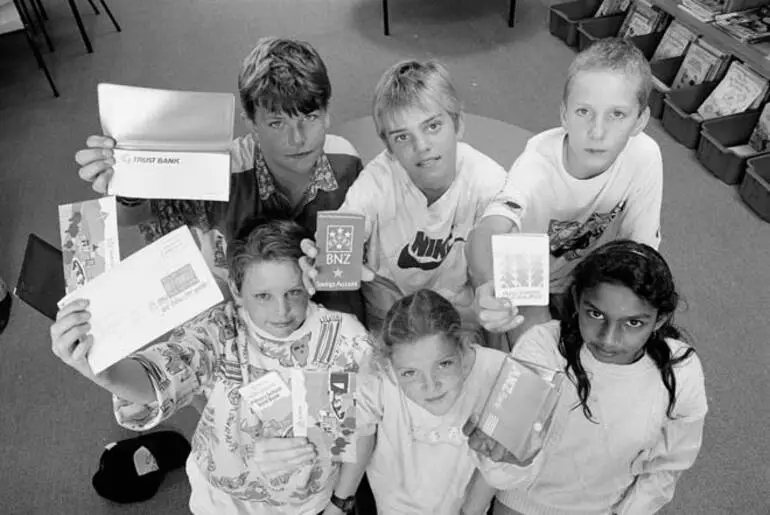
[332,112,533,169]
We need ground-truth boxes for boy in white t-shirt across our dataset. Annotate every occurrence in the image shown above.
[304,60,507,330]
[468,38,662,346]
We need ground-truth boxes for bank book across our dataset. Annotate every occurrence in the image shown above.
[492,233,549,306]
[242,370,358,463]
[292,369,357,462]
[56,226,223,375]
[477,355,565,462]
[314,212,366,291]
[58,196,121,295]
[14,234,65,321]
[98,83,235,202]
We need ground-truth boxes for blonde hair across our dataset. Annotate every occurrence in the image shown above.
[238,37,331,122]
[563,38,652,111]
[372,59,462,143]
[376,289,480,362]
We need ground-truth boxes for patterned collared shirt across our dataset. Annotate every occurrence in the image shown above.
[252,149,339,217]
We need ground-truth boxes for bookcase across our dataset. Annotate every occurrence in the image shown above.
[646,0,770,80]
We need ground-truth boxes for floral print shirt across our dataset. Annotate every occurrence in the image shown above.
[113,301,374,514]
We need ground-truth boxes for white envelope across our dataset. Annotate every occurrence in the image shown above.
[58,226,224,375]
[98,83,235,201]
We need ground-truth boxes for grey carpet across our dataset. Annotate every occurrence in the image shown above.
[0,0,768,513]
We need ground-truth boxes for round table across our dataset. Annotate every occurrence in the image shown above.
[332,112,532,169]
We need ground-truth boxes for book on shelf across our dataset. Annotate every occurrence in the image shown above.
[652,20,697,60]
[594,0,633,17]
[697,39,732,81]
[697,61,769,119]
[713,5,770,44]
[671,38,731,89]
[749,103,770,151]
[618,0,669,38]
[678,0,726,22]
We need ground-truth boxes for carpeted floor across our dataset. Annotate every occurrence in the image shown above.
[0,0,768,513]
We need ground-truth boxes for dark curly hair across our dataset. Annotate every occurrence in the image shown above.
[558,240,695,421]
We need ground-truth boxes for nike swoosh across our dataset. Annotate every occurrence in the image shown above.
[397,245,443,270]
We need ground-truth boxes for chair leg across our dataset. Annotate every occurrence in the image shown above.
[16,1,59,96]
[15,0,53,55]
[34,0,47,20]
[86,0,100,15]
[382,0,390,36]
[26,0,54,51]
[97,0,121,32]
[508,0,515,27]
[65,0,93,52]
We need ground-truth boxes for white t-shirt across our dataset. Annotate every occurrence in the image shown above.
[340,142,506,325]
[497,321,707,515]
[357,346,512,515]
[483,128,663,293]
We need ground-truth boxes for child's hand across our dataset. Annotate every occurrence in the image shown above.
[75,135,116,194]
[463,417,533,466]
[473,281,525,333]
[253,437,317,475]
[298,238,375,296]
[50,299,99,381]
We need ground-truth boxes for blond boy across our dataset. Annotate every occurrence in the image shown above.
[306,60,507,331]
[469,38,662,344]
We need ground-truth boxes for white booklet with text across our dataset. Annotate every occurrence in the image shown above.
[98,83,235,201]
[58,226,224,374]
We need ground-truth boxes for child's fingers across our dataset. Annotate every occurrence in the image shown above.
[52,323,91,360]
[70,334,94,363]
[298,257,318,295]
[361,265,375,282]
[462,416,478,437]
[92,170,114,194]
[477,293,510,312]
[489,442,508,462]
[85,134,116,149]
[56,299,90,320]
[300,238,318,258]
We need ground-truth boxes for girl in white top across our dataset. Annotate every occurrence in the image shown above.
[464,240,708,515]
[355,289,518,514]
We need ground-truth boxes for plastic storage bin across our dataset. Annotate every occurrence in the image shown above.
[577,14,625,52]
[549,0,604,48]
[698,110,766,185]
[741,154,770,222]
[649,57,685,119]
[628,31,665,60]
[661,81,719,149]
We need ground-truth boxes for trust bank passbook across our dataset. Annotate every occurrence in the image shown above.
[98,83,235,201]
